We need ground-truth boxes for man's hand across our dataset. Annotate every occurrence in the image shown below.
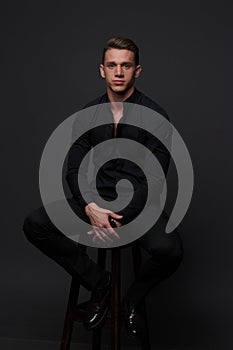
[85,202,123,244]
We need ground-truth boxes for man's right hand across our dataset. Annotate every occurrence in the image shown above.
[84,202,123,243]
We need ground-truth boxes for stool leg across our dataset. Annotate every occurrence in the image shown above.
[92,328,102,350]
[60,278,81,350]
[132,246,151,350]
[111,248,121,350]
[60,245,87,350]
[92,249,107,350]
[140,303,151,350]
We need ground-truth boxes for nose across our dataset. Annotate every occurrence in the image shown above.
[115,64,123,76]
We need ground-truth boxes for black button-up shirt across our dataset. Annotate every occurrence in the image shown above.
[66,88,171,224]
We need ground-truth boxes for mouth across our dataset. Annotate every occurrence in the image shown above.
[113,80,125,84]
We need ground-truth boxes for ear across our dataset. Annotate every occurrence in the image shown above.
[134,65,142,78]
[99,64,106,78]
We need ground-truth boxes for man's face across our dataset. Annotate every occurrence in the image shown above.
[99,48,141,95]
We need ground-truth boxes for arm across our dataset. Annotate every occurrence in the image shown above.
[66,115,123,241]
[66,122,94,212]
[117,117,172,225]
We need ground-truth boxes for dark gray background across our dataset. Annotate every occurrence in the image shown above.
[1,1,232,349]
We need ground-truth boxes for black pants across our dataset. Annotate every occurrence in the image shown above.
[23,197,183,306]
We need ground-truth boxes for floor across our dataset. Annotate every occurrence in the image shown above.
[0,337,211,350]
[0,337,140,350]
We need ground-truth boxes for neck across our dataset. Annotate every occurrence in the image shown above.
[107,86,135,102]
[110,101,123,116]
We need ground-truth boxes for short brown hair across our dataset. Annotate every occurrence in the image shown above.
[102,37,139,66]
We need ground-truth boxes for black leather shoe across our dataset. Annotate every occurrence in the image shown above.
[123,299,145,338]
[83,273,111,331]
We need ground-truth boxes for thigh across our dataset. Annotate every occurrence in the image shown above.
[136,210,183,260]
[24,197,91,239]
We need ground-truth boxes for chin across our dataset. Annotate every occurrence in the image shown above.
[111,86,129,94]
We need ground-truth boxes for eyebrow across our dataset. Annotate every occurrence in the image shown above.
[105,61,133,65]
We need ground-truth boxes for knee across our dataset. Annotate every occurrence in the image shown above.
[170,240,184,267]
[23,212,35,241]
[152,237,184,267]
[23,209,44,242]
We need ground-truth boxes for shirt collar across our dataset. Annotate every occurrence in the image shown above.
[101,87,141,104]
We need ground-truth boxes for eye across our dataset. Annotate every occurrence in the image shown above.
[122,63,132,69]
[106,63,115,69]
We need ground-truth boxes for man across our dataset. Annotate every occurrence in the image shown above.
[23,37,183,338]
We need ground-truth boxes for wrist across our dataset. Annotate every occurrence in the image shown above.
[85,202,97,216]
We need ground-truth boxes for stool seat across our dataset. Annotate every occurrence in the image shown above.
[60,245,151,350]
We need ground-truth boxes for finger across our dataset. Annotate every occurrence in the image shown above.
[93,228,106,242]
[105,225,120,239]
[107,220,121,237]
[94,227,114,243]
[93,232,111,246]
[110,213,123,219]
[93,235,111,247]
[105,221,120,239]
[93,235,102,245]
[106,226,120,239]
[96,227,114,242]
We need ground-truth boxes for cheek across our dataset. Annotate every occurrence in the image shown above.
[126,72,135,82]
[105,72,112,81]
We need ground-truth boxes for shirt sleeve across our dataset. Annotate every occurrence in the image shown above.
[117,115,172,224]
[65,115,93,212]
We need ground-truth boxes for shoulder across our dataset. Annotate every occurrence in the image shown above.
[136,90,170,121]
[82,93,108,109]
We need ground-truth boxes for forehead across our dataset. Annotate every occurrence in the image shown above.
[104,48,135,63]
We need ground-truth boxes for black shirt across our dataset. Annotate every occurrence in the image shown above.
[66,88,171,224]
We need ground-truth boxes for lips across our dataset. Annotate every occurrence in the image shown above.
[113,80,125,84]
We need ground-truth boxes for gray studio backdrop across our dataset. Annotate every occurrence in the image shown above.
[1,1,232,349]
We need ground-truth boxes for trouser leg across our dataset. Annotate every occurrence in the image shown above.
[22,198,109,291]
[125,210,184,306]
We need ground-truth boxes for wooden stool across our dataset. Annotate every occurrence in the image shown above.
[60,245,151,350]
